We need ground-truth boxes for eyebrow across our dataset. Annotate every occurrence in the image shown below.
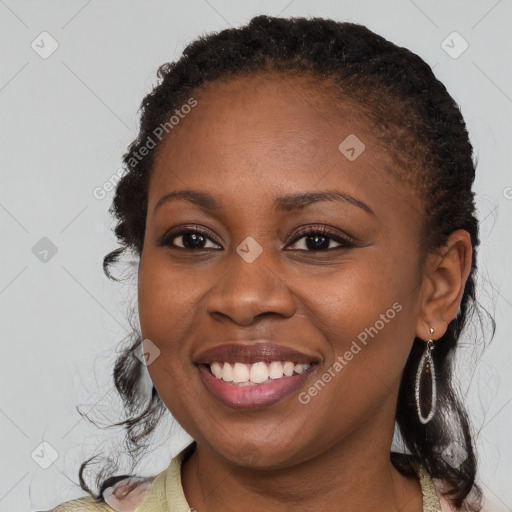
[154,189,375,216]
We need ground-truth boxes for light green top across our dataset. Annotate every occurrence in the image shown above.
[46,443,442,512]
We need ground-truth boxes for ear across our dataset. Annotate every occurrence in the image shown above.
[415,229,473,341]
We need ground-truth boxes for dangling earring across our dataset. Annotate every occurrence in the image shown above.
[415,327,437,424]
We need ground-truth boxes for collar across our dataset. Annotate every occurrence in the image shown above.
[135,442,443,512]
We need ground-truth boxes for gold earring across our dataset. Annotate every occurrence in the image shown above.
[415,327,437,424]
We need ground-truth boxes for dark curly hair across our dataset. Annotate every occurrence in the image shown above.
[77,14,494,511]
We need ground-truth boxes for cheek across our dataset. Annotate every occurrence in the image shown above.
[307,252,420,384]
[137,253,198,402]
[136,252,204,420]
[137,249,200,340]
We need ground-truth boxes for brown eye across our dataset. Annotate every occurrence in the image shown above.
[287,227,357,252]
[157,227,222,250]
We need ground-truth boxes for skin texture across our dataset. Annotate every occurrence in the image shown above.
[137,72,472,512]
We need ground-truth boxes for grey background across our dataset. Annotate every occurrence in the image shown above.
[0,1,510,510]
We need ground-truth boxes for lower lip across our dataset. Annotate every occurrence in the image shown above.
[197,364,317,410]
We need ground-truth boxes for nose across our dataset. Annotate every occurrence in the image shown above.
[206,248,296,326]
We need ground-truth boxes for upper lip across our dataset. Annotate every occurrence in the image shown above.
[194,341,320,365]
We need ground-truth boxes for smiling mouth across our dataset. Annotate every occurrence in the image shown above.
[194,341,320,408]
[204,360,317,386]
[196,360,319,409]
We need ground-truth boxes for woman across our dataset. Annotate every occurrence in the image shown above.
[48,14,491,512]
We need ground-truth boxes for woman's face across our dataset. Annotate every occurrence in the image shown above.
[138,72,428,467]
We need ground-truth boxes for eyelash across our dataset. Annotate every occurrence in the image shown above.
[157,225,357,252]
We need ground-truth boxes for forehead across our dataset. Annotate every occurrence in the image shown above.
[176,72,363,138]
[152,72,374,175]
[149,72,422,224]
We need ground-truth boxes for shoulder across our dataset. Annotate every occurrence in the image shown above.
[45,442,196,512]
[39,496,115,511]
[43,476,155,512]
[434,479,496,512]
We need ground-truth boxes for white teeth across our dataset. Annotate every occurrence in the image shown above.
[294,363,310,374]
[209,361,313,385]
[232,362,250,383]
[268,361,284,379]
[249,362,269,384]
[222,362,234,382]
[283,361,295,377]
[211,362,223,379]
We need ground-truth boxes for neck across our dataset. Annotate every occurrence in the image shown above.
[181,410,422,512]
